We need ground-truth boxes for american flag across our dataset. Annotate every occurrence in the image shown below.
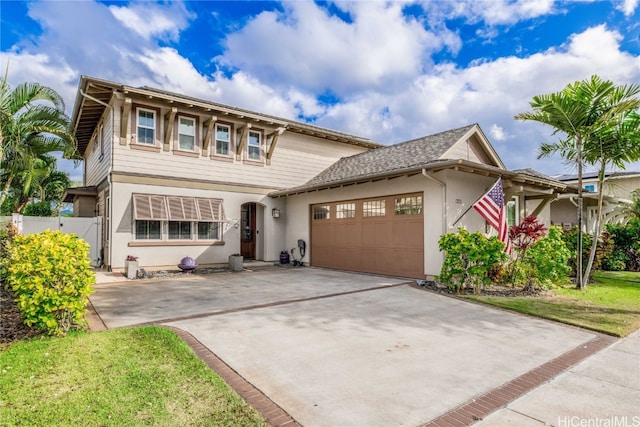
[473,178,512,254]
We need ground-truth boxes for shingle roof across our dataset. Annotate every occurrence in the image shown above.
[302,124,477,188]
[554,171,640,181]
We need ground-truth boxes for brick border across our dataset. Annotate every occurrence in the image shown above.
[163,326,300,427]
[422,334,617,426]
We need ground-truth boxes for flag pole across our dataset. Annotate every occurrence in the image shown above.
[450,179,499,227]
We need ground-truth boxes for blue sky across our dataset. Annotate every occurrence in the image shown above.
[2,0,640,182]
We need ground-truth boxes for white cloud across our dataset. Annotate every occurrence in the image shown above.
[420,0,556,26]
[217,1,446,96]
[108,2,194,42]
[616,0,638,16]
[489,124,507,141]
[3,1,640,180]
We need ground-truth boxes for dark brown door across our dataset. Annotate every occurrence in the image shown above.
[241,203,256,259]
[311,193,424,278]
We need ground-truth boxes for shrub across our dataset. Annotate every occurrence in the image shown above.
[525,226,571,287]
[561,226,592,277]
[506,216,547,286]
[5,230,95,336]
[0,222,18,280]
[605,221,640,271]
[437,228,508,294]
[22,201,53,217]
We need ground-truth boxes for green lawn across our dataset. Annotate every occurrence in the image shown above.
[0,327,267,427]
[464,271,640,337]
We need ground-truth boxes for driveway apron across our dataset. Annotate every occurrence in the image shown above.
[90,268,599,426]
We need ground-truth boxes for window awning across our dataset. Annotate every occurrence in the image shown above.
[133,194,224,221]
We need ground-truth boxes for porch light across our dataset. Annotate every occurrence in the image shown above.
[272,208,281,218]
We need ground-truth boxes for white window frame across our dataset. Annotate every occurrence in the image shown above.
[136,108,156,145]
[247,130,262,161]
[177,116,196,152]
[215,123,231,157]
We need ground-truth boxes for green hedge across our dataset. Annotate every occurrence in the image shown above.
[4,230,95,336]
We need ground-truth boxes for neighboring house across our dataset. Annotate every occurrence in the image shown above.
[65,76,579,279]
[551,171,639,231]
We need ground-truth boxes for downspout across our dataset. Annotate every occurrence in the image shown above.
[79,89,114,271]
[421,169,447,233]
[422,169,446,280]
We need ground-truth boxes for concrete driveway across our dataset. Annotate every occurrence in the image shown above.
[90,267,603,426]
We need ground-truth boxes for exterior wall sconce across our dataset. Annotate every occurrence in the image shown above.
[272,208,281,218]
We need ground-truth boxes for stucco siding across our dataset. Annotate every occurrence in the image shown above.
[108,182,285,270]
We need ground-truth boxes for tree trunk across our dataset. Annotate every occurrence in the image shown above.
[576,137,584,290]
[582,161,607,285]
[0,175,13,210]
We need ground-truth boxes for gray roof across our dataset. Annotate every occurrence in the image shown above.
[302,124,477,188]
[511,168,565,185]
[555,171,640,181]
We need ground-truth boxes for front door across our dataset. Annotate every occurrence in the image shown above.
[240,203,256,259]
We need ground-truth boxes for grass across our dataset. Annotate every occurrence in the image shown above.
[0,326,267,427]
[464,271,640,337]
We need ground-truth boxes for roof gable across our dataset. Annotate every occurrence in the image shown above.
[303,123,503,188]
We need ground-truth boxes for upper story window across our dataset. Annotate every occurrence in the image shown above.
[215,123,231,156]
[248,130,261,161]
[584,184,596,192]
[178,116,196,151]
[137,108,155,145]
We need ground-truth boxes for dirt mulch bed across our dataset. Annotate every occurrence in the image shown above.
[1,285,43,347]
[415,280,553,297]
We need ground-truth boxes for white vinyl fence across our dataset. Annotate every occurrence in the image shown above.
[3,215,102,267]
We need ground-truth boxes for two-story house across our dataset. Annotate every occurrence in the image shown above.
[65,76,579,279]
[550,171,638,231]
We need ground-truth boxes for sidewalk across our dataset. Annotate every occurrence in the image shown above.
[475,329,640,425]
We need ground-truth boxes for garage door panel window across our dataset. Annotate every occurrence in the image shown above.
[313,205,331,220]
[336,203,356,219]
[394,196,422,215]
[363,200,386,217]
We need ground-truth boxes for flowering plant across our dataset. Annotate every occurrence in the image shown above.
[126,255,138,261]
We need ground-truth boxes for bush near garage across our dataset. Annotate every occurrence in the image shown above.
[437,228,508,294]
[4,230,95,336]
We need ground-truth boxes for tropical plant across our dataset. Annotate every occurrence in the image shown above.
[506,215,547,286]
[437,228,508,294]
[4,230,95,335]
[515,75,640,289]
[525,226,572,288]
[0,70,77,211]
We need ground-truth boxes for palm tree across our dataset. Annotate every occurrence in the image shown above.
[515,75,640,289]
[0,71,77,210]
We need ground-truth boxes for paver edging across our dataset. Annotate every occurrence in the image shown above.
[162,325,301,427]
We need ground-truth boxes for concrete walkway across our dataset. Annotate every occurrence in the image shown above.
[87,268,638,426]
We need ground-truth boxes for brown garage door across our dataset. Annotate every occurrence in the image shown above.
[311,193,424,278]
